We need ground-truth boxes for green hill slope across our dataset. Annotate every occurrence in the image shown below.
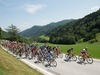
[48,9,100,44]
[0,47,43,75]
[20,19,73,37]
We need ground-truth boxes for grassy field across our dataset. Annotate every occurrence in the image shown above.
[39,42,100,59]
[0,47,43,75]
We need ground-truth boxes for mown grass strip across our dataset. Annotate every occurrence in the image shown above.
[0,47,43,75]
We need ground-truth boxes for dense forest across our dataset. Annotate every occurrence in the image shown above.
[46,9,100,44]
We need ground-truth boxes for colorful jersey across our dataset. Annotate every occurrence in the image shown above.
[81,49,86,54]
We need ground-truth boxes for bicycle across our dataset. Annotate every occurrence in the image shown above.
[53,52,63,58]
[42,54,57,67]
[78,55,93,64]
[65,53,77,61]
[49,58,57,67]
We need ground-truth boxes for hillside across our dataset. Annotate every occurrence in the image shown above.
[48,9,100,44]
[0,47,43,75]
[20,19,74,37]
[20,26,42,37]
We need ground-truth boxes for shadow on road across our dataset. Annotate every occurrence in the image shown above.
[77,61,87,65]
[64,59,72,62]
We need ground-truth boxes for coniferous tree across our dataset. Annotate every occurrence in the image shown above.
[0,27,2,39]
[6,24,20,41]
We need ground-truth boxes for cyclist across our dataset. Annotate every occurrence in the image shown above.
[81,47,89,62]
[54,46,60,56]
[67,48,74,56]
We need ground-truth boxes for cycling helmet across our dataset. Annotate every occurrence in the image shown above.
[85,47,88,51]
[70,48,73,50]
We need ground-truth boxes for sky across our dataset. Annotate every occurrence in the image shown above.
[0,0,100,31]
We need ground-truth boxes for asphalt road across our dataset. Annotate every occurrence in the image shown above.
[1,46,100,75]
[20,55,100,75]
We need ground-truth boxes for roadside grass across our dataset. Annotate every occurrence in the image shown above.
[0,47,43,75]
[38,42,100,59]
[96,33,100,42]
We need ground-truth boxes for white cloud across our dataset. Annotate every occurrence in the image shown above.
[24,4,46,14]
[91,6,99,11]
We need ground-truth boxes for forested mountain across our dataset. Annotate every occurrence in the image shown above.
[47,9,100,44]
[20,19,73,37]
[20,26,42,37]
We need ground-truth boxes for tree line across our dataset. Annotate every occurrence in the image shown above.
[46,9,100,44]
[0,9,100,44]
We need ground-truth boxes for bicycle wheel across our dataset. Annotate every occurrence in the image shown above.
[42,58,49,65]
[72,55,77,61]
[65,54,70,60]
[53,53,58,58]
[58,53,63,58]
[78,55,83,62]
[86,57,93,64]
[28,52,32,59]
[50,60,57,67]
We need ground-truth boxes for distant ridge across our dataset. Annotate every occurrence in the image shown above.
[20,19,74,37]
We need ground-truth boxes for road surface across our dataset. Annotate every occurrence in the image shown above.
[1,46,100,75]
[20,55,100,75]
